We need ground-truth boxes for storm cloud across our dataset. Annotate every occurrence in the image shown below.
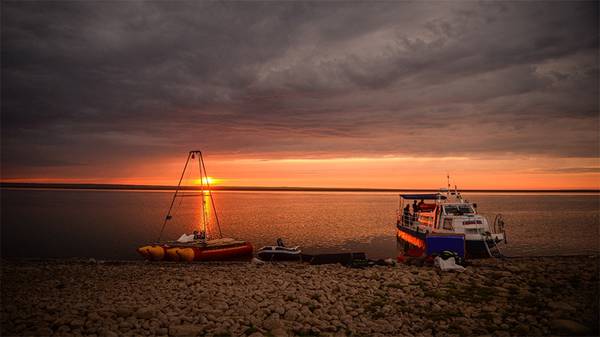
[1,1,599,176]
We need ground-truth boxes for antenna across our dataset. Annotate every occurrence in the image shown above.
[446,173,451,198]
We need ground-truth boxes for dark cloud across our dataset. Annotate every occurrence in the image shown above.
[1,1,599,174]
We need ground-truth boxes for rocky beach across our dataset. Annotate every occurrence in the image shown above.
[1,256,598,337]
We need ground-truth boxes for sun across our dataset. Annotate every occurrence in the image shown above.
[193,177,219,185]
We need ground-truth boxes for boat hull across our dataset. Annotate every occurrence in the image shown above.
[396,226,497,258]
[137,241,253,262]
[257,251,302,261]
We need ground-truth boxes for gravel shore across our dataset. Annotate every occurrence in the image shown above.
[1,256,598,337]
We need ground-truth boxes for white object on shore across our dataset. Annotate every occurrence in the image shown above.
[251,258,265,264]
[434,256,465,272]
[177,234,195,243]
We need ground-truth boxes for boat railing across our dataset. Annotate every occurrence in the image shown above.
[399,214,418,228]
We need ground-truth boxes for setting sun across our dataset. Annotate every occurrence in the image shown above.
[193,177,219,186]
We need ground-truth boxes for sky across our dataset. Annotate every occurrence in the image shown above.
[1,1,599,189]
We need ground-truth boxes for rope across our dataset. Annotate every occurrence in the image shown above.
[200,152,223,238]
[198,152,208,238]
[157,152,191,242]
[169,163,192,228]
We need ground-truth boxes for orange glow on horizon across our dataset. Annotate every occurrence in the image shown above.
[1,155,599,190]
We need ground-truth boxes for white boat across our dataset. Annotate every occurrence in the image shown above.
[395,185,507,258]
[257,239,301,261]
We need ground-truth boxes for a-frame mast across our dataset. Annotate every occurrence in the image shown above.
[157,150,222,243]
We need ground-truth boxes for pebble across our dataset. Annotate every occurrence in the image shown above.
[548,301,576,313]
[168,324,203,337]
[0,257,597,337]
[102,331,118,337]
[550,319,591,335]
[247,332,264,337]
[135,307,155,319]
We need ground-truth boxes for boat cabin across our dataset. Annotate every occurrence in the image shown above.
[397,193,445,227]
[397,193,485,234]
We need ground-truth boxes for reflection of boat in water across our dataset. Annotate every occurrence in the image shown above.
[137,150,253,261]
[396,183,506,258]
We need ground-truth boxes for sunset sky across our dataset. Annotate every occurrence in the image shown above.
[1,2,599,189]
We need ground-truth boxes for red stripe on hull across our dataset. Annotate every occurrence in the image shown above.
[193,243,254,261]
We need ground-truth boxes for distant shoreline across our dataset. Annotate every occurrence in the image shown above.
[1,182,598,194]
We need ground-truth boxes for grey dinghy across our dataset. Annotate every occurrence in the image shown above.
[257,239,302,261]
[257,246,302,261]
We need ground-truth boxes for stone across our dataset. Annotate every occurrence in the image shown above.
[284,308,300,321]
[550,319,591,336]
[263,317,283,330]
[136,307,155,320]
[298,295,311,305]
[493,330,511,337]
[70,319,85,328]
[275,306,285,316]
[119,320,132,330]
[482,305,496,312]
[212,326,229,336]
[88,312,102,321]
[101,331,119,337]
[115,307,134,318]
[270,327,288,337]
[168,324,204,337]
[548,302,576,313]
[36,327,53,336]
[399,277,411,285]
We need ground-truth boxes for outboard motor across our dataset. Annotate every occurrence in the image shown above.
[276,238,285,247]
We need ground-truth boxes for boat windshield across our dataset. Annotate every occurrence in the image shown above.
[444,205,474,215]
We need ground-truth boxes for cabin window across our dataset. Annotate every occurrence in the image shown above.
[443,218,453,230]
[444,205,474,215]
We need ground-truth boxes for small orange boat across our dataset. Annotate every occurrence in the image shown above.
[137,150,253,261]
[138,239,253,262]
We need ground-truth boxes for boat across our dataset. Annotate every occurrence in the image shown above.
[257,239,301,261]
[137,150,253,262]
[395,181,507,258]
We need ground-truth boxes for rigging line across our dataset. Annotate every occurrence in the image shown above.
[199,151,223,238]
[157,152,192,242]
[198,151,207,235]
[170,161,192,221]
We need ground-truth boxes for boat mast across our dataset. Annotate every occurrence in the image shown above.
[157,150,223,242]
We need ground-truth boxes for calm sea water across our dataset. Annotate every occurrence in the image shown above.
[1,189,598,259]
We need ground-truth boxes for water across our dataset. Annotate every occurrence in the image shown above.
[1,189,599,259]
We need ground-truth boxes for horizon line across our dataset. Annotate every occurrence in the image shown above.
[1,182,598,193]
